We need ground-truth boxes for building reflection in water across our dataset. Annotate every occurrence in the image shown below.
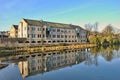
[18,61,28,78]
[18,49,86,78]
[18,46,120,78]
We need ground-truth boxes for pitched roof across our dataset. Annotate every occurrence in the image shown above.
[23,19,43,26]
[13,25,18,29]
[23,18,82,29]
[44,21,74,29]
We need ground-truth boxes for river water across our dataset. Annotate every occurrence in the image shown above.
[0,46,120,80]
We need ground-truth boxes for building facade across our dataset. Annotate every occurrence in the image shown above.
[18,18,87,45]
[10,25,18,38]
[0,31,9,38]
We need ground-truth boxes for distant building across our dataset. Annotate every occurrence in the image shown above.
[0,31,9,38]
[10,25,18,38]
[18,18,87,45]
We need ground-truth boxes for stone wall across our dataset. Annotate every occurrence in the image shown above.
[0,38,27,47]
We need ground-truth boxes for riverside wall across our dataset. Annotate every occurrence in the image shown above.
[0,38,26,47]
[0,38,97,54]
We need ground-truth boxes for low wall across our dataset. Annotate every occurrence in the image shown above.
[0,38,27,47]
[0,38,90,48]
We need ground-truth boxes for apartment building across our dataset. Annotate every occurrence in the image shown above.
[18,18,87,45]
[10,25,18,38]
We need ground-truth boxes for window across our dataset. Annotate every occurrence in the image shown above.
[57,29,60,32]
[38,34,39,38]
[39,34,41,38]
[53,35,56,38]
[69,35,71,38]
[25,41,29,43]
[31,27,35,31]
[48,41,51,43]
[65,35,67,38]
[38,28,39,31]
[49,35,51,38]
[53,41,56,43]
[34,34,36,38]
[39,27,41,31]
[28,34,29,38]
[75,36,76,38]
[69,30,71,33]
[72,35,74,38]
[31,41,36,43]
[61,30,64,32]
[61,35,64,38]
[53,29,56,32]
[38,41,41,43]
[57,35,60,38]
[43,34,44,38]
[43,28,45,31]
[43,41,46,43]
[46,28,50,37]
[31,34,36,38]
[61,41,63,42]
[31,34,34,38]
[18,41,23,43]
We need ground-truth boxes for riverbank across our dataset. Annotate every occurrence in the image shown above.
[0,43,96,56]
[0,64,8,69]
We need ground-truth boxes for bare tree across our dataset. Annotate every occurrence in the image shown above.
[102,24,114,34]
[94,22,98,32]
[84,23,93,31]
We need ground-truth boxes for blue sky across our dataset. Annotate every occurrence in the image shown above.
[0,0,120,31]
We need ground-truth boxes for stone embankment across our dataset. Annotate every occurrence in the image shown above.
[0,44,96,56]
[18,44,96,53]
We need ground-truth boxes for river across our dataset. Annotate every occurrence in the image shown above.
[0,45,120,80]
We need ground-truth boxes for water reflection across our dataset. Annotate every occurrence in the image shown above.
[18,45,120,79]
[18,49,86,78]
[90,45,120,61]
[0,63,23,80]
[0,45,120,80]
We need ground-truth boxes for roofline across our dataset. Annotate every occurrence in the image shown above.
[20,18,86,29]
[12,24,18,26]
[21,18,81,27]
